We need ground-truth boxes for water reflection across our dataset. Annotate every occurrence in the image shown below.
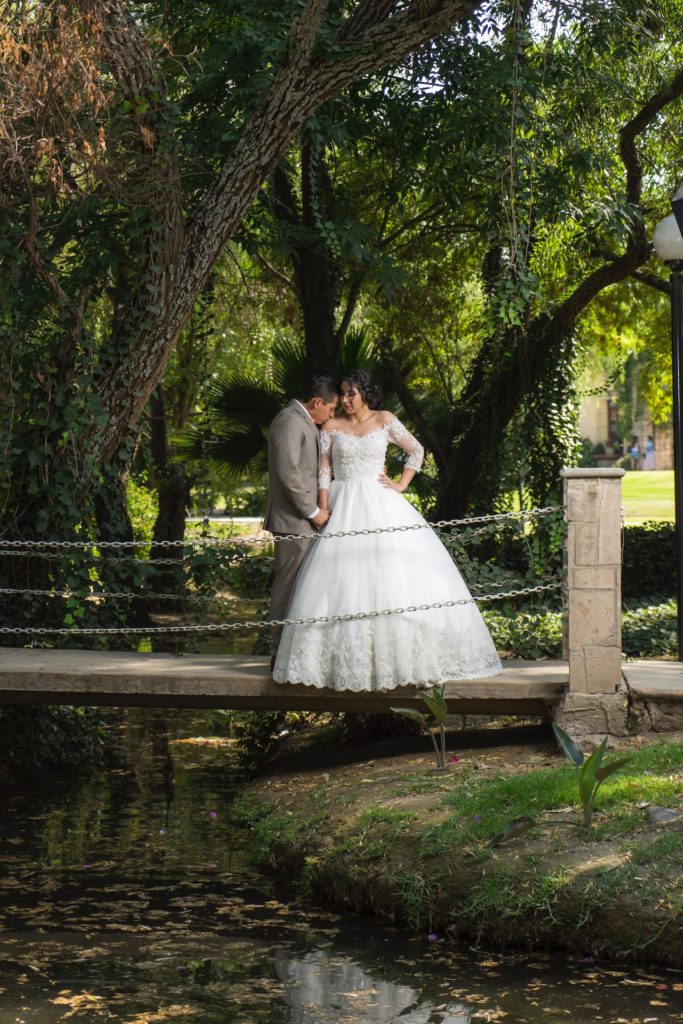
[0,709,681,1023]
[276,949,470,1023]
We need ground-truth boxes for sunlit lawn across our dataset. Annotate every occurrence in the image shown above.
[621,470,674,524]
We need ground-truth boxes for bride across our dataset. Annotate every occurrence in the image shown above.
[272,370,502,692]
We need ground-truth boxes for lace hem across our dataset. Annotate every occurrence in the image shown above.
[273,616,503,692]
[274,657,504,692]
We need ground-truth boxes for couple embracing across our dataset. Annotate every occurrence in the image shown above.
[264,370,502,692]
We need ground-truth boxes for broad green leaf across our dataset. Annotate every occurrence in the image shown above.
[391,707,428,729]
[421,688,448,724]
[595,756,630,783]
[552,724,584,768]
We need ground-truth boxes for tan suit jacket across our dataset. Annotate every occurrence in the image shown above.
[264,401,320,535]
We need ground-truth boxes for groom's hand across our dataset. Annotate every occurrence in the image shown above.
[311,509,330,529]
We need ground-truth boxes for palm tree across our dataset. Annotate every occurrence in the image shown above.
[176,328,387,479]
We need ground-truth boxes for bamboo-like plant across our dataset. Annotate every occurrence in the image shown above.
[553,724,630,828]
[392,685,450,771]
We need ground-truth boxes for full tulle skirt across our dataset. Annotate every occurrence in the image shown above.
[273,477,503,691]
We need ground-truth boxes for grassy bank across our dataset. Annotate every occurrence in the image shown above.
[234,732,683,966]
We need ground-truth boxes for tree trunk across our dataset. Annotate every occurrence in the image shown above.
[149,384,192,606]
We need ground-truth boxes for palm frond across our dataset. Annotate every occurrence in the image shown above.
[175,423,268,482]
[337,327,378,375]
[206,375,284,428]
[271,338,308,397]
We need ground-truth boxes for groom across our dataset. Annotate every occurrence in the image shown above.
[265,375,339,666]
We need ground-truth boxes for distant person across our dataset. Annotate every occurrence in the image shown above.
[643,435,656,471]
[629,435,640,470]
[264,376,339,668]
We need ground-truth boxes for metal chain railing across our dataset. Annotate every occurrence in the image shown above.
[0,505,560,552]
[0,581,561,637]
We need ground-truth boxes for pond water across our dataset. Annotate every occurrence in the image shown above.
[0,710,681,1023]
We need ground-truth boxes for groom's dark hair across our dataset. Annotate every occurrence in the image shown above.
[300,375,338,403]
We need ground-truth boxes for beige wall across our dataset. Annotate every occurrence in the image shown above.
[579,397,610,445]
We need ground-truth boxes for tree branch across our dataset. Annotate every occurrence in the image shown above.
[630,268,671,295]
[90,0,484,460]
[337,1,399,42]
[256,251,297,291]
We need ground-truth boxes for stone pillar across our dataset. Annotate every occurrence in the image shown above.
[562,468,624,694]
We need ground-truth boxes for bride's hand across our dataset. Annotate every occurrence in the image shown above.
[378,473,404,492]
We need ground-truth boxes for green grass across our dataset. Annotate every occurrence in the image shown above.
[419,737,683,856]
[621,470,674,523]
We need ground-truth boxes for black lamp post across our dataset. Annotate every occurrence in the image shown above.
[653,181,683,659]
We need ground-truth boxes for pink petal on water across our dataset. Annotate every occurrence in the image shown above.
[209,810,218,820]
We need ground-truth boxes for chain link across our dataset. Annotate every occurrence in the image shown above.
[0,586,235,603]
[0,582,560,636]
[0,506,561,552]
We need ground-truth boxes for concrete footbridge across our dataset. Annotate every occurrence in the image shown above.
[0,649,568,715]
[1,470,682,738]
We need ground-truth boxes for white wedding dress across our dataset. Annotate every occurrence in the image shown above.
[272,416,502,691]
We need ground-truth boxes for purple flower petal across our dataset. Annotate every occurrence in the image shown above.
[427,933,439,942]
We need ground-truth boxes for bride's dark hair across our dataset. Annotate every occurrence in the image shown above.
[342,370,383,410]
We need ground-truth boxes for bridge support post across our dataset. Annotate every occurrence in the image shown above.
[561,467,625,694]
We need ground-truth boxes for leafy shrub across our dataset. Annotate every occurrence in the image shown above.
[622,522,675,599]
[484,608,563,659]
[622,600,677,658]
[485,600,677,661]
[229,552,275,597]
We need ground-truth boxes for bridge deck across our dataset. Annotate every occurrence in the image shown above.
[0,648,568,715]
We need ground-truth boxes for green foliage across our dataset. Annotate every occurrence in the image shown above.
[127,476,159,543]
[622,600,677,658]
[622,521,676,599]
[485,599,679,661]
[553,725,630,828]
[229,552,275,598]
[483,607,563,659]
[0,706,106,778]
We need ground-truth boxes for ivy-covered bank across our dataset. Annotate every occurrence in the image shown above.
[234,734,683,967]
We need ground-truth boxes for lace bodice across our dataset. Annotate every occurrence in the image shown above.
[318,417,424,489]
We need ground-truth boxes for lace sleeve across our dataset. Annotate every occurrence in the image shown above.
[387,417,424,472]
[318,429,332,490]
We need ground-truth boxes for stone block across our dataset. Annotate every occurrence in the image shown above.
[565,480,598,523]
[583,646,622,694]
[574,522,599,565]
[567,590,617,647]
[570,566,618,590]
[630,693,683,734]
[568,650,587,692]
[598,514,621,565]
[598,479,622,522]
[553,689,629,741]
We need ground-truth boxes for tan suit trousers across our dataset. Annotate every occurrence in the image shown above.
[269,534,314,653]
